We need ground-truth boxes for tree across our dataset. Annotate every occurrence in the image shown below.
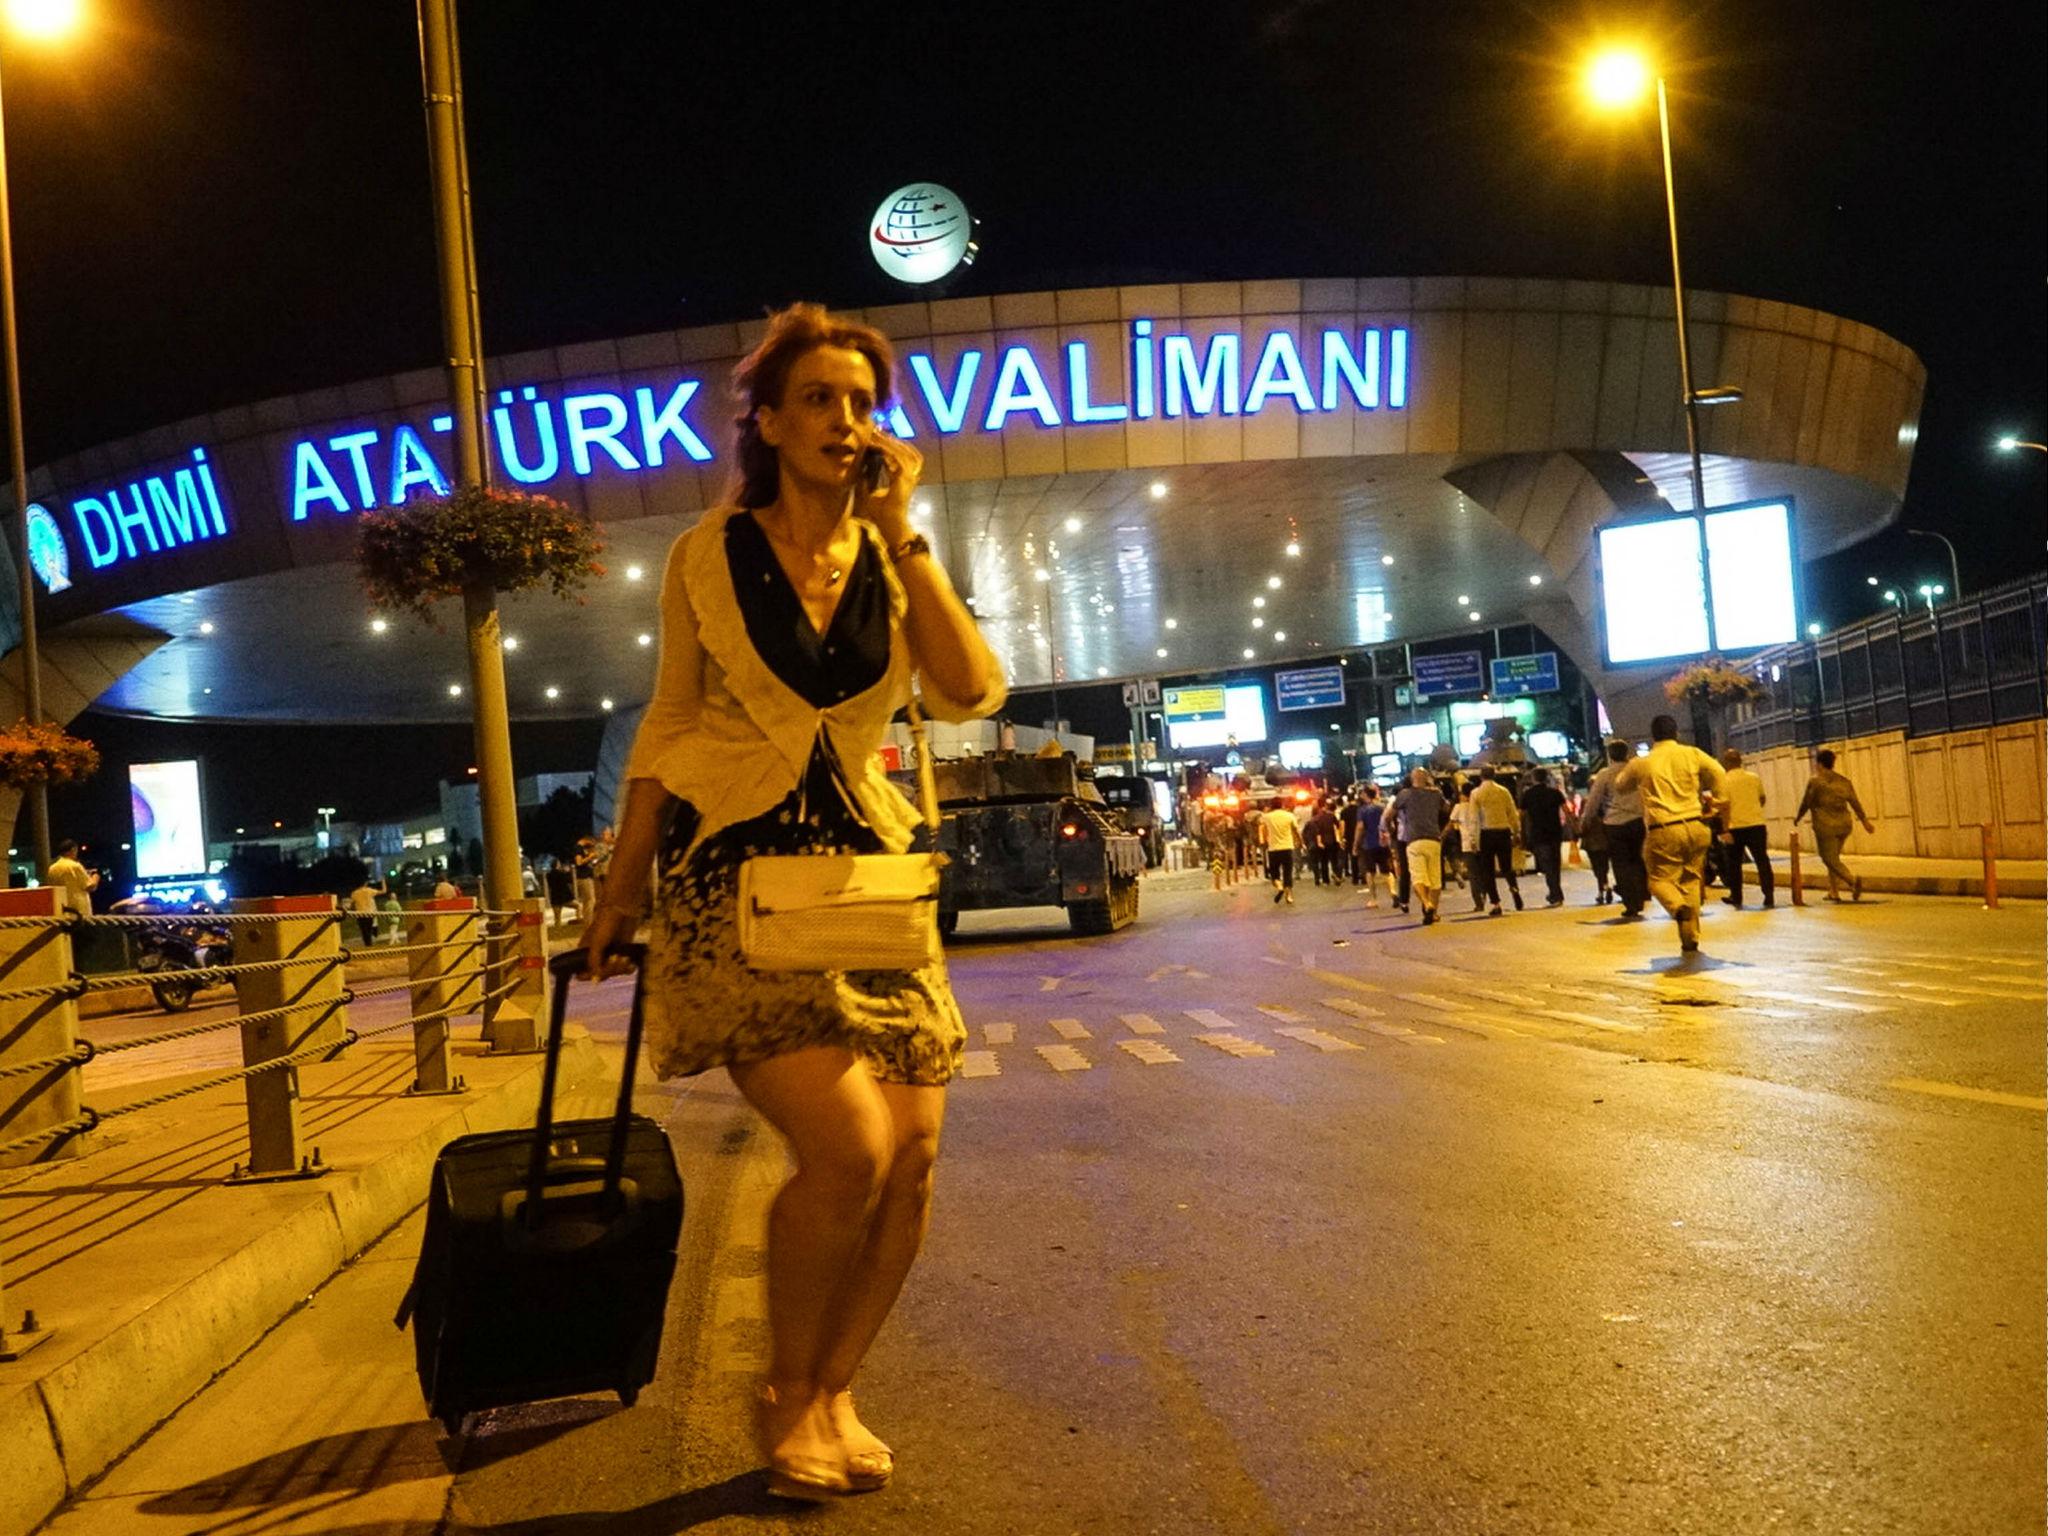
[519,784,594,863]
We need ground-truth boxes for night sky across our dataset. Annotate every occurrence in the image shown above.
[10,0,2044,845]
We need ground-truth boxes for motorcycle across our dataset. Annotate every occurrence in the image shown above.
[133,913,235,1013]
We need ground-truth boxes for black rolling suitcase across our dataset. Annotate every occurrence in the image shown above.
[395,944,683,1437]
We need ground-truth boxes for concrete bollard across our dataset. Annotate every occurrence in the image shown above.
[229,896,349,1181]
[1788,830,1805,907]
[1981,822,2000,910]
[405,897,482,1093]
[0,888,87,1170]
[482,898,546,1055]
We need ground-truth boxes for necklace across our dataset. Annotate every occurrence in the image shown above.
[760,507,844,587]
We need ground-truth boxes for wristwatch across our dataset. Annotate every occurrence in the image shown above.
[889,533,932,564]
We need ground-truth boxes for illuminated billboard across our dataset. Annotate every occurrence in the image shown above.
[1164,683,1268,751]
[129,759,208,878]
[1598,499,1799,665]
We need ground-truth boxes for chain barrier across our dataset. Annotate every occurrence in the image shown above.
[0,1041,95,1080]
[78,912,349,929]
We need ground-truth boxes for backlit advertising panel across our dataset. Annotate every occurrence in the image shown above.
[1599,499,1799,665]
[1165,684,1268,751]
[129,759,208,878]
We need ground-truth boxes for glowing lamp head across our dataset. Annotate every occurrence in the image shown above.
[1997,436,2019,451]
[4,0,83,40]
[1585,46,1652,109]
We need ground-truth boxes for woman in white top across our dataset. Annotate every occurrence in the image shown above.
[585,305,1003,1500]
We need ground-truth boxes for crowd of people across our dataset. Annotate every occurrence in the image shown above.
[1193,725,1878,956]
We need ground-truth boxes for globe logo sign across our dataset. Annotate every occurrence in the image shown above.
[869,183,977,285]
[25,503,72,593]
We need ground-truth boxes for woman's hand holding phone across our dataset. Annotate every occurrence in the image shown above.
[853,428,924,546]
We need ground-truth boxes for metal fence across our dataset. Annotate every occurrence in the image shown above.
[1729,574,2048,753]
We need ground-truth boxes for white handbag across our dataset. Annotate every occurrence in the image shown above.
[736,704,946,973]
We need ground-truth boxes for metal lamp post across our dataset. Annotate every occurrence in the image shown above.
[1904,528,1961,602]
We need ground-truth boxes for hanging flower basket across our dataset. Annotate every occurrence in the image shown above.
[356,486,605,626]
[1663,657,1769,708]
[0,719,101,792]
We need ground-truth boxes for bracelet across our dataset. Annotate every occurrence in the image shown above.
[889,533,932,564]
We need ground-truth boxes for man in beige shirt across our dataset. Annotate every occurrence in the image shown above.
[1616,715,1726,954]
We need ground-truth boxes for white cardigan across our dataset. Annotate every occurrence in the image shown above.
[624,506,1006,855]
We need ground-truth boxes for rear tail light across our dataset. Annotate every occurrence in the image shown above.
[1059,822,1082,839]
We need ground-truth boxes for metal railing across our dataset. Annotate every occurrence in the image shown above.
[1728,573,2048,753]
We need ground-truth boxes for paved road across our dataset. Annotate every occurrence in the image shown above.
[45,870,2045,1534]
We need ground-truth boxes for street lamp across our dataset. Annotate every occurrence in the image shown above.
[0,0,82,880]
[1582,45,1741,515]
[1903,528,1961,601]
[1996,435,2046,453]
[1915,583,1946,616]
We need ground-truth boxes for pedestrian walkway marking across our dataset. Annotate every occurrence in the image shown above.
[1049,1017,1092,1040]
[1034,1044,1092,1072]
[1748,989,1877,1014]
[1272,1026,1364,1053]
[1892,978,2044,1002]
[959,1050,1002,1079]
[1146,963,1208,982]
[1320,999,1446,1044]
[1118,1039,1183,1065]
[1039,976,1065,992]
[1120,1013,1165,1035]
[1259,955,1293,967]
[1192,1032,1275,1058]
[1183,1009,1241,1031]
[982,1022,1016,1046]
[1257,1005,1312,1023]
[1320,996,1384,1020]
[1823,984,1959,1007]
[1887,1078,2047,1113]
[1144,966,1174,983]
[1308,968,1382,994]
[1395,992,1472,1013]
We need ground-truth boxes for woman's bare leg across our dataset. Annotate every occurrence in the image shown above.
[728,1047,894,1475]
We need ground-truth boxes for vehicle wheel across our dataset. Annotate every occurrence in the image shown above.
[1067,897,1113,936]
[151,978,195,1013]
[937,911,958,938]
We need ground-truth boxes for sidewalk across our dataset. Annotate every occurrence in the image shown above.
[0,1022,618,1536]
[1764,849,2042,900]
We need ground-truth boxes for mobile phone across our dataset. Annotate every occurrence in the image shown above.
[857,446,891,495]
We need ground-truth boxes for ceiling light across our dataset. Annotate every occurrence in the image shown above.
[1064,516,1082,533]
[1274,631,1287,642]
[1866,576,1880,586]
[1468,610,1482,622]
[1266,575,1282,590]
[1457,594,1470,605]
[1096,666,1108,677]
[198,621,214,635]
[625,564,645,581]
[370,617,389,634]
[1242,647,1255,659]
[637,632,653,646]
[448,683,463,696]
[1528,574,1543,586]
[1253,596,1266,609]
[1149,481,1168,499]
[1381,554,1395,566]
[601,697,615,711]
[503,635,519,651]
[1034,568,1051,582]
[202,687,212,695]
[1165,618,1178,629]
[1252,617,1264,629]
[544,686,560,700]
[1156,647,1169,658]
[1285,542,1301,557]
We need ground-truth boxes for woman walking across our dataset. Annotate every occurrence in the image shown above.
[584,304,1003,1500]
[1792,747,1875,902]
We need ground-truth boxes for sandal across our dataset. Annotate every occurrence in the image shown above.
[830,1389,894,1491]
[757,1383,850,1501]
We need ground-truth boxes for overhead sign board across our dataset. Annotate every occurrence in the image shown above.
[1488,651,1561,695]
[1275,664,1346,711]
[1597,499,1799,666]
[1411,651,1485,698]
[1163,685,1228,722]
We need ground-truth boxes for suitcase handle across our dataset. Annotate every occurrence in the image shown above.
[528,944,648,1228]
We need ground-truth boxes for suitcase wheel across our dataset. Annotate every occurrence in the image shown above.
[439,1411,472,1440]
[618,1386,639,1408]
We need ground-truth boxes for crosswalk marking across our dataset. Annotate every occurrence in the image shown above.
[1049,1017,1092,1040]
[1892,978,2044,1002]
[1395,992,1473,1013]
[1748,989,1876,1014]
[1034,1044,1092,1072]
[1320,996,1385,1019]
[1257,1005,1313,1023]
[1192,1032,1275,1058]
[982,1022,1016,1046]
[959,1050,1001,1079]
[1272,1026,1364,1053]
[1320,999,1445,1044]
[1888,1077,2047,1112]
[1822,984,1958,1007]
[1039,976,1065,992]
[1308,968,1382,994]
[1120,1013,1165,1035]
[1260,955,1293,968]
[1118,1039,1182,1065]
[1183,1009,1241,1031]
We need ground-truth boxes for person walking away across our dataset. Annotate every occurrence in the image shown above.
[1259,799,1300,904]
[1392,769,1449,924]
[1306,800,1340,886]
[1338,794,1362,884]
[1445,783,1480,909]
[1615,715,1726,954]
[1581,740,1647,918]
[583,303,1004,1500]
[1580,810,1613,904]
[1353,785,1390,908]
[1792,747,1874,902]
[1716,748,1774,908]
[1471,766,1522,916]
[1518,769,1569,906]
[545,858,577,928]
[348,874,382,946]
[45,838,98,918]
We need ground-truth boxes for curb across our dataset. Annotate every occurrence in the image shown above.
[1,1029,606,1536]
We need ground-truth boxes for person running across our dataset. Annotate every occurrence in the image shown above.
[1471,765,1522,916]
[1518,768,1569,907]
[1792,747,1875,903]
[1392,768,1449,924]
[1716,747,1774,908]
[1352,784,1390,908]
[584,303,1003,1501]
[1614,715,1726,954]
[1581,740,1648,918]
[1259,798,1301,904]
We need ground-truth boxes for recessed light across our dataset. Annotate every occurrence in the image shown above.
[601,697,615,711]
[1253,596,1267,609]
[370,617,389,634]
[1034,568,1051,582]
[1381,554,1395,566]
[1266,575,1282,590]
[1457,595,1469,605]
[1156,647,1168,658]
[625,564,645,581]
[544,686,560,700]
[1252,617,1264,629]
[1095,666,1108,677]
[198,621,214,635]
[1528,574,1543,586]
[1149,481,1168,499]
[1285,542,1301,557]
[1242,647,1255,659]
[637,633,653,646]
[1274,631,1287,642]
[503,635,520,651]
[202,687,212,695]
[1065,516,1082,533]
[448,683,463,696]
[1164,617,1178,630]
[1468,610,1482,622]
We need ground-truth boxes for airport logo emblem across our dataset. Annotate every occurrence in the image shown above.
[25,503,72,593]
[869,183,977,285]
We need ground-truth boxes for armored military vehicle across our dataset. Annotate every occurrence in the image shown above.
[920,752,1145,936]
